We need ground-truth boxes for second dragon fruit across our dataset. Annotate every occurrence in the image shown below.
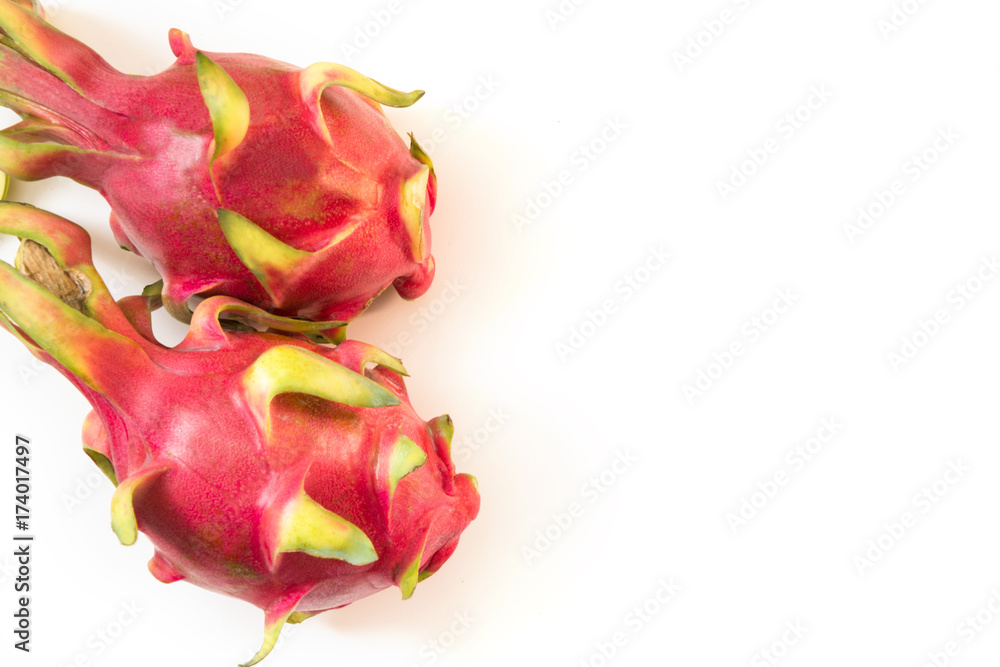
[0,203,478,666]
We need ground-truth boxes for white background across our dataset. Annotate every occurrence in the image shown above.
[2,0,1000,665]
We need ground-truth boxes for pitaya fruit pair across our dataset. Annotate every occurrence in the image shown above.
[0,202,479,665]
[0,0,436,323]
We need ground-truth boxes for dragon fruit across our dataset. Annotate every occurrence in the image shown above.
[0,202,478,665]
[0,0,437,323]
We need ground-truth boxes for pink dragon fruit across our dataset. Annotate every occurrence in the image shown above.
[0,203,478,665]
[0,0,437,323]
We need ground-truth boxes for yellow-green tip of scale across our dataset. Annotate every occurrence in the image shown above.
[195,51,250,164]
[388,433,426,500]
[110,468,168,546]
[400,166,431,261]
[299,62,423,144]
[272,488,377,565]
[243,345,400,434]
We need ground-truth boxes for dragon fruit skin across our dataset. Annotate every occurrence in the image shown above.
[0,0,437,323]
[0,203,477,666]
